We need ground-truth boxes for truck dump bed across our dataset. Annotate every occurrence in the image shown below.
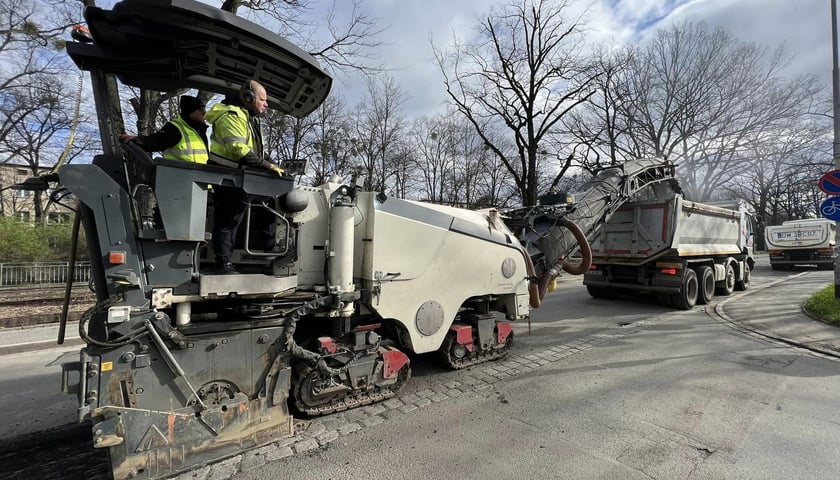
[590,195,743,264]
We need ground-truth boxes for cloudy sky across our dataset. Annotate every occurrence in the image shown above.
[318,0,832,118]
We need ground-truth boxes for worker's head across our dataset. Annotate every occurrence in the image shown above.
[179,95,205,123]
[239,79,268,115]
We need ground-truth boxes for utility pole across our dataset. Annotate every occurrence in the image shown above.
[833,0,840,297]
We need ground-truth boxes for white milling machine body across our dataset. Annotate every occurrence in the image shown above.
[291,179,531,355]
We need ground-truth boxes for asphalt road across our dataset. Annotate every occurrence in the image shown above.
[226,266,840,480]
[0,346,78,441]
[2,264,839,480]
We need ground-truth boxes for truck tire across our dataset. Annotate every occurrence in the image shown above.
[672,269,698,310]
[716,263,735,296]
[696,266,714,304]
[586,285,617,299]
[734,265,750,291]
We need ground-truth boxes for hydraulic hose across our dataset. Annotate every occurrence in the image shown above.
[522,250,542,309]
[528,218,594,307]
[281,296,344,377]
[558,219,592,275]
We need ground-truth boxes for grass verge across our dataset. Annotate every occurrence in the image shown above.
[804,284,840,327]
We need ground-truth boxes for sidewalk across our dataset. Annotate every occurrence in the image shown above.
[0,322,82,356]
[717,270,840,356]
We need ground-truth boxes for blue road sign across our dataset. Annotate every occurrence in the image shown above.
[819,170,840,195]
[820,197,840,220]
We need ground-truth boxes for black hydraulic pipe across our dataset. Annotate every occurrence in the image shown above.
[144,319,207,410]
[58,210,82,345]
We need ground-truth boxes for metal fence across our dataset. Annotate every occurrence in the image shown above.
[0,262,92,287]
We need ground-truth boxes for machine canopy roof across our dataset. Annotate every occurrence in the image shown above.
[67,0,332,118]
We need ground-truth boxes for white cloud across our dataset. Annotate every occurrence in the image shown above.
[320,0,831,117]
[658,0,831,83]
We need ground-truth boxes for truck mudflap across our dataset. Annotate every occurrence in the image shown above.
[92,396,294,480]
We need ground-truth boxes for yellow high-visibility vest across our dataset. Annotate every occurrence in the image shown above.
[163,116,208,164]
[208,103,256,165]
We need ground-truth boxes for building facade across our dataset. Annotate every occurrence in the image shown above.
[0,164,73,224]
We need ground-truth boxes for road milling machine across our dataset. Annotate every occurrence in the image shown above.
[35,1,678,478]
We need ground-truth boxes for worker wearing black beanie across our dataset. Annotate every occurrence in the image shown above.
[120,95,209,164]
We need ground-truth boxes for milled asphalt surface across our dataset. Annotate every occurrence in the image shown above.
[1,269,839,359]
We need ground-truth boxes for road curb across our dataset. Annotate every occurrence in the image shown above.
[0,337,84,356]
[714,271,840,360]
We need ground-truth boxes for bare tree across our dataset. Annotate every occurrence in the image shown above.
[728,100,831,243]
[349,75,407,193]
[408,111,518,208]
[409,114,457,203]
[434,0,598,206]
[606,23,823,201]
[261,96,352,185]
[0,0,78,150]
[1,73,96,221]
[219,0,386,76]
[565,45,635,170]
[0,0,98,221]
[303,95,357,186]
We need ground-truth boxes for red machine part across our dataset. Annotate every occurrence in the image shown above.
[449,323,475,352]
[496,322,513,344]
[353,323,381,332]
[382,347,409,379]
[317,337,337,354]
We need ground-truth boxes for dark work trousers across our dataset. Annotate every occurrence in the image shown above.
[212,186,276,265]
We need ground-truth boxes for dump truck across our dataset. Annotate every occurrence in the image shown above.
[582,182,755,309]
[765,218,836,270]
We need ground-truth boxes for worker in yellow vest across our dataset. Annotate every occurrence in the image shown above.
[205,80,284,274]
[120,95,208,163]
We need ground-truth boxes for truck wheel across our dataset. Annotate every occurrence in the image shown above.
[696,266,714,304]
[586,285,604,298]
[587,285,617,299]
[716,263,735,296]
[672,269,698,310]
[734,265,750,291]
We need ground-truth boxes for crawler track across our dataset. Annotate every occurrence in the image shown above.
[438,331,514,369]
[293,366,411,416]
